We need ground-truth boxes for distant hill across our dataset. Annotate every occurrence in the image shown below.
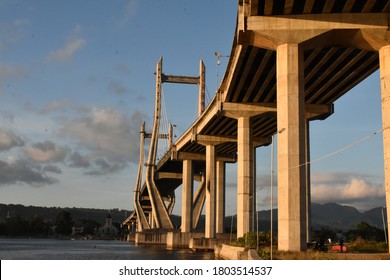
[0,204,130,226]
[0,202,387,230]
[240,203,387,231]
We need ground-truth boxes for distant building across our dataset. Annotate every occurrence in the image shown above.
[72,221,84,235]
[99,213,118,237]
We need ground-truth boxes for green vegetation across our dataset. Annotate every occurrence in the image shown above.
[0,211,125,239]
[227,221,388,259]
[0,204,129,238]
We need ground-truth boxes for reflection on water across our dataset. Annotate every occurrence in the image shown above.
[0,238,215,260]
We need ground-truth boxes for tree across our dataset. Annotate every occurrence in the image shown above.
[5,215,28,236]
[28,216,48,236]
[312,226,336,242]
[55,211,74,235]
[346,221,385,242]
[81,219,100,235]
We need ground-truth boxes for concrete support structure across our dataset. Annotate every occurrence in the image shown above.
[216,161,226,234]
[181,160,193,233]
[237,117,254,238]
[379,45,390,252]
[276,44,307,251]
[305,120,312,243]
[205,144,216,238]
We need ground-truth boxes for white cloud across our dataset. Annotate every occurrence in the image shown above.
[118,0,139,26]
[47,37,86,61]
[0,128,24,151]
[41,99,70,113]
[24,140,69,163]
[311,173,385,208]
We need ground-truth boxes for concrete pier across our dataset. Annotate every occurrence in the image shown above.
[276,43,307,251]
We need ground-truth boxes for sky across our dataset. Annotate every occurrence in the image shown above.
[0,0,387,217]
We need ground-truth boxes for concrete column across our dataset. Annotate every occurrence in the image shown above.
[216,161,226,234]
[379,45,390,253]
[305,120,312,243]
[276,43,307,251]
[205,144,216,238]
[181,160,193,233]
[252,147,257,232]
[237,116,254,238]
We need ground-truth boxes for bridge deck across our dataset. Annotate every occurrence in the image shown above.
[153,0,388,178]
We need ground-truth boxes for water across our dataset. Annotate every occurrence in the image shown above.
[0,238,214,260]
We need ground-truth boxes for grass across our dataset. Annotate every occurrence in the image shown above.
[261,243,390,260]
[272,250,390,260]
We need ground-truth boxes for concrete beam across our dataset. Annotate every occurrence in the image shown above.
[219,101,333,121]
[305,104,334,121]
[247,13,389,32]
[162,74,199,85]
[170,150,236,163]
[238,13,390,50]
[155,172,182,180]
[194,134,237,145]
[220,102,277,119]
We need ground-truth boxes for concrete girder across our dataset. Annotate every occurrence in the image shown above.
[238,13,390,51]
[219,102,333,121]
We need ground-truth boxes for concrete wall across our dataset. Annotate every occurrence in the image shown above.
[214,244,261,260]
[135,231,167,245]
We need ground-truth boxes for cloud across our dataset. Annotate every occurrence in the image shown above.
[84,157,128,175]
[47,37,86,61]
[118,0,139,26]
[41,99,70,114]
[69,151,91,168]
[43,164,62,174]
[115,64,131,75]
[0,128,24,151]
[0,65,27,80]
[24,140,69,163]
[0,158,58,186]
[59,107,146,174]
[108,80,129,96]
[0,111,15,124]
[311,172,385,209]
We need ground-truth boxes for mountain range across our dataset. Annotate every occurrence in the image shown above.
[0,203,387,231]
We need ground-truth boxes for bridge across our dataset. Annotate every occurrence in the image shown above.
[123,0,390,252]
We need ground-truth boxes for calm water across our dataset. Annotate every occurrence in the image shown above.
[0,238,215,260]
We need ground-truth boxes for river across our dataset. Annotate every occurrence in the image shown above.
[0,238,215,260]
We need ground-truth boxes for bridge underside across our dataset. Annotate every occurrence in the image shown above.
[125,0,390,252]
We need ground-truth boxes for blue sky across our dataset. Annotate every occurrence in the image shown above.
[0,0,386,215]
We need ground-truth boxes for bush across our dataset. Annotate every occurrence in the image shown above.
[348,237,388,253]
[230,232,274,248]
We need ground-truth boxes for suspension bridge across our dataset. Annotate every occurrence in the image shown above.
[122,0,390,252]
